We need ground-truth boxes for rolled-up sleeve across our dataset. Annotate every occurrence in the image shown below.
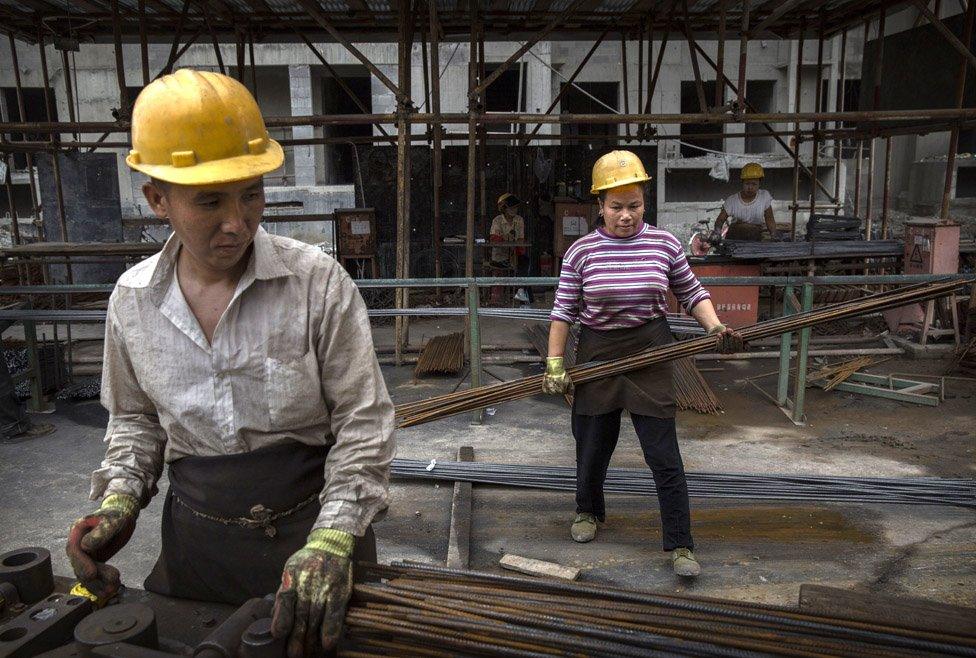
[314,266,396,536]
[90,292,167,504]
[668,247,711,312]
[550,257,582,324]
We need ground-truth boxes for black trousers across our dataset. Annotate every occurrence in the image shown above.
[572,410,693,551]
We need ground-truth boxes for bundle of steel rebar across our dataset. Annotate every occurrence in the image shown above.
[341,562,976,657]
[395,279,970,428]
[389,459,976,508]
[414,332,465,377]
[673,357,722,413]
[717,239,903,261]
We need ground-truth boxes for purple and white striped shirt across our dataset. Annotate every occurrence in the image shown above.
[550,223,711,330]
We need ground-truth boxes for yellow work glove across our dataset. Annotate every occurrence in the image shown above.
[66,493,139,599]
[272,528,355,657]
[542,356,573,395]
[708,323,745,354]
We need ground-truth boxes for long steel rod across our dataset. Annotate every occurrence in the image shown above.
[6,108,976,134]
[833,29,847,215]
[520,28,610,147]
[791,22,804,238]
[715,0,726,109]
[940,0,976,219]
[8,34,40,228]
[429,0,443,281]
[736,0,750,108]
[395,280,971,426]
[469,0,587,100]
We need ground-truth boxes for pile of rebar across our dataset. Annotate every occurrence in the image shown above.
[395,279,970,428]
[341,562,976,657]
[389,459,976,508]
[673,357,722,413]
[414,332,465,377]
[717,239,903,261]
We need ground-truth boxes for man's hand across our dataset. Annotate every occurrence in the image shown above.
[708,324,745,354]
[542,356,572,395]
[65,493,138,599]
[272,528,354,657]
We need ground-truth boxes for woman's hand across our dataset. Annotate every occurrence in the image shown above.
[707,324,745,354]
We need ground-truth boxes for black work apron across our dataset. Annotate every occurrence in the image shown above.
[573,317,676,418]
[144,441,376,605]
[726,222,764,241]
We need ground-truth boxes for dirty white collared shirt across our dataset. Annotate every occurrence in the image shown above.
[90,227,396,536]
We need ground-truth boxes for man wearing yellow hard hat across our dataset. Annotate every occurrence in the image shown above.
[64,69,394,657]
[543,150,743,577]
[710,162,782,242]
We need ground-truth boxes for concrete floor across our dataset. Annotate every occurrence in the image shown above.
[1,321,974,611]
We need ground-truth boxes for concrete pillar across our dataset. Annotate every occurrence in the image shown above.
[371,64,398,137]
[289,64,316,186]
[525,42,553,144]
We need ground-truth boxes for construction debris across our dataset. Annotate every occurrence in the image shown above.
[343,562,976,657]
[499,554,580,581]
[806,356,888,391]
[413,332,464,377]
[391,459,976,508]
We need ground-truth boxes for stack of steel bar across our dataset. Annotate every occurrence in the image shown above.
[414,332,465,377]
[395,279,970,428]
[525,325,720,413]
[341,562,976,657]
[389,459,976,508]
[717,239,903,261]
[366,306,705,334]
[673,357,722,414]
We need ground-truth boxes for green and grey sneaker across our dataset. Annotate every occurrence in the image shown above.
[671,547,701,577]
[570,513,598,543]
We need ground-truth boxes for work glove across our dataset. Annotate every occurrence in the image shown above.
[542,356,573,395]
[66,493,139,599]
[272,528,354,657]
[708,324,745,354]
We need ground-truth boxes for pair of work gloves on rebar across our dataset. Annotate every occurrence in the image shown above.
[542,324,745,395]
[68,495,354,656]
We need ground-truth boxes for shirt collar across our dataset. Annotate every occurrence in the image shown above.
[147,226,294,305]
[597,222,648,241]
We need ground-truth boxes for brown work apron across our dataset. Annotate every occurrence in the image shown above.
[572,317,676,418]
[144,441,376,605]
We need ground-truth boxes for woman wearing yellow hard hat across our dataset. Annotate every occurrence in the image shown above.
[489,192,532,304]
[542,150,743,578]
[710,162,782,242]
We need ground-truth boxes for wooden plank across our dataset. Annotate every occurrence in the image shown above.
[445,445,474,570]
[799,585,976,638]
[500,554,581,581]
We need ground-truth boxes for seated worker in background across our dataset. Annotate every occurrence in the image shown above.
[489,193,533,304]
[65,69,395,658]
[711,162,782,242]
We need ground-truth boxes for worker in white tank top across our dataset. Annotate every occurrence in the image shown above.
[711,162,782,241]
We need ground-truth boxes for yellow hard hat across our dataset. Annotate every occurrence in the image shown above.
[740,162,764,180]
[590,150,651,195]
[497,193,521,208]
[125,69,283,186]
